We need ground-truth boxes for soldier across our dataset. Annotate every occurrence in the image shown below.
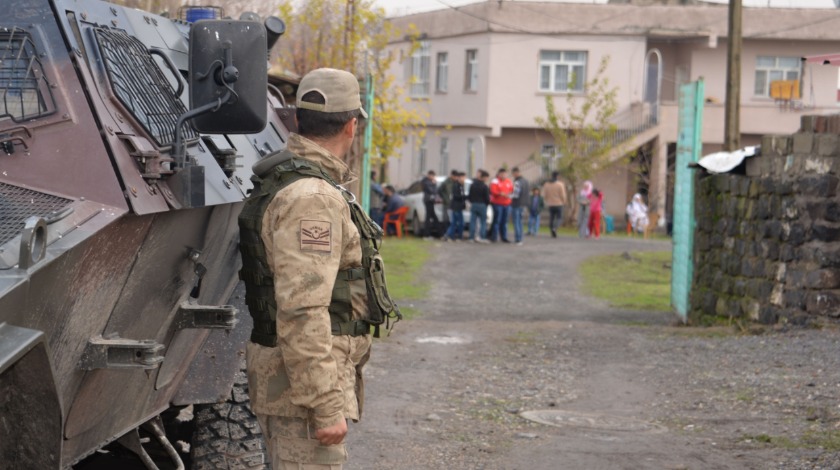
[238,68,399,469]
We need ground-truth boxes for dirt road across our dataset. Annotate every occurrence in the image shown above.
[346,235,840,470]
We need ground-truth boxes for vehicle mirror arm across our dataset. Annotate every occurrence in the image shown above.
[171,90,232,169]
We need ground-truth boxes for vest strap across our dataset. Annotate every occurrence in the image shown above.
[336,267,365,281]
[331,319,370,337]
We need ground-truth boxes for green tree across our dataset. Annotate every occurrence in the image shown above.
[274,0,426,179]
[535,56,622,224]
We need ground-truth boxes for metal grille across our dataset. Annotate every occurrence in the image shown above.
[0,28,56,123]
[0,182,72,247]
[94,28,196,146]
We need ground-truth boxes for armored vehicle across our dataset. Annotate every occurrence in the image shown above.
[0,0,291,467]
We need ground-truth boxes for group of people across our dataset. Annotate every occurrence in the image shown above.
[417,167,584,245]
[370,165,651,243]
[411,168,648,243]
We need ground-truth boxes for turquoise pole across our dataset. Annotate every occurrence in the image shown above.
[361,74,374,213]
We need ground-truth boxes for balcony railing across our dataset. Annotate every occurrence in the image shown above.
[515,101,659,184]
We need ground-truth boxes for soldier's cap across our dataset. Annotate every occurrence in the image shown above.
[297,68,368,119]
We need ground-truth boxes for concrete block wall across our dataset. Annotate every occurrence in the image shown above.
[691,115,840,324]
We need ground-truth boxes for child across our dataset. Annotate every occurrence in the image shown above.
[577,180,592,238]
[588,188,604,239]
[527,186,544,236]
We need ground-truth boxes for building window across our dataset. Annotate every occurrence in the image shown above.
[754,56,800,97]
[408,41,431,97]
[539,51,587,93]
[416,136,427,176]
[436,52,448,93]
[541,144,556,159]
[439,137,449,174]
[466,138,475,176]
[465,49,478,92]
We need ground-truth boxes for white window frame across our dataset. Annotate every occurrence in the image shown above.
[465,49,478,92]
[439,137,449,174]
[436,52,448,93]
[408,41,431,98]
[538,50,587,93]
[754,56,800,97]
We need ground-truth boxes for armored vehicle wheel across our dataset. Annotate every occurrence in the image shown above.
[190,369,271,470]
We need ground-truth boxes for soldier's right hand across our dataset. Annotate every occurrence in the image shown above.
[315,419,347,445]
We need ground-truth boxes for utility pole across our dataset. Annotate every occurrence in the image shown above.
[344,0,356,70]
[724,0,742,151]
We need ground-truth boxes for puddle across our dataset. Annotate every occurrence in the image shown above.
[415,335,470,345]
[520,409,665,433]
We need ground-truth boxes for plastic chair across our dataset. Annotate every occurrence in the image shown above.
[383,206,409,238]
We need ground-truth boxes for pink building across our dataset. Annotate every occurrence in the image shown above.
[386,2,840,224]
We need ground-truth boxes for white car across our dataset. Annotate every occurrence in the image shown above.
[401,176,492,235]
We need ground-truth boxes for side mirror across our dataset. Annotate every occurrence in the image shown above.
[189,20,267,134]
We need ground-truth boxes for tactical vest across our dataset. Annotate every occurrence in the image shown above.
[238,151,402,347]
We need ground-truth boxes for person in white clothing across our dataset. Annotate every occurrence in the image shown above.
[626,193,649,234]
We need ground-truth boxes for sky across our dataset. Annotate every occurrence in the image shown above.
[375,0,837,17]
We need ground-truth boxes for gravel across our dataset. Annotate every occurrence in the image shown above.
[346,235,840,470]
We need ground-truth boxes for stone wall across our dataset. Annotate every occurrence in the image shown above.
[691,115,840,324]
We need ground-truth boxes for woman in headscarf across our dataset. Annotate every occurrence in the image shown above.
[577,181,592,238]
[626,193,649,234]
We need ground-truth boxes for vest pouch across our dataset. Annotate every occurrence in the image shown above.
[328,282,352,324]
[364,252,394,325]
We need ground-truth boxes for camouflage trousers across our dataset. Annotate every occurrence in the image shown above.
[256,414,347,469]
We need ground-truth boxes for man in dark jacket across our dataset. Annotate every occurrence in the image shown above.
[468,169,491,243]
[437,169,457,224]
[421,170,440,238]
[444,171,466,241]
[510,167,530,245]
[383,185,404,214]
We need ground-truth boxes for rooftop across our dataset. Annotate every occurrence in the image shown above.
[388,2,840,42]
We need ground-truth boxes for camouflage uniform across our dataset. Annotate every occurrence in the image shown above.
[246,133,372,467]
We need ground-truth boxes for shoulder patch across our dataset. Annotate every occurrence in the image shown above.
[300,220,332,252]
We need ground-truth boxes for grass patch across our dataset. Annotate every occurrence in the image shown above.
[741,429,840,451]
[802,429,840,451]
[735,389,755,403]
[617,320,653,327]
[380,237,431,320]
[504,331,537,344]
[522,221,670,240]
[665,326,739,339]
[580,251,672,312]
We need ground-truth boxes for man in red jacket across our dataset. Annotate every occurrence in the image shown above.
[489,168,513,243]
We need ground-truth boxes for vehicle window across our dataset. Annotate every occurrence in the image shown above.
[0,29,57,124]
[94,28,196,146]
[407,181,423,194]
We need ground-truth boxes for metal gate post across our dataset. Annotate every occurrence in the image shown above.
[671,79,705,321]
